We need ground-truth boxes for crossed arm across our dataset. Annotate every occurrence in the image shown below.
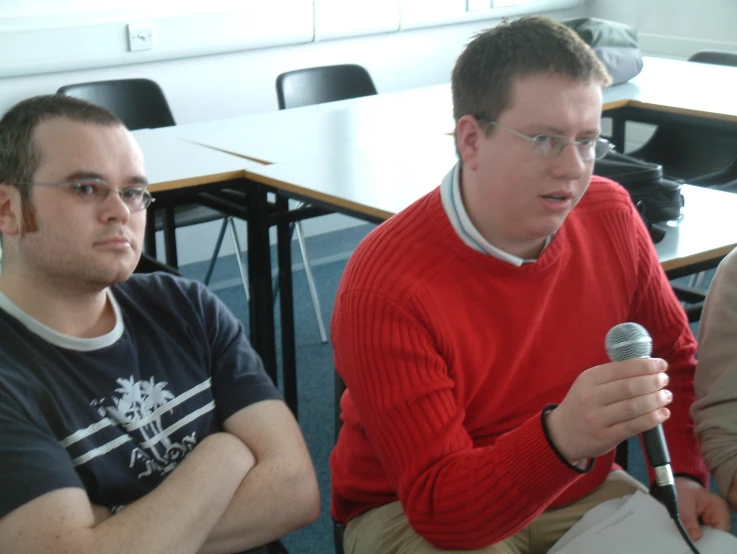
[0,399,320,554]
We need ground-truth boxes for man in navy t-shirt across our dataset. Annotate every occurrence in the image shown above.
[0,95,320,554]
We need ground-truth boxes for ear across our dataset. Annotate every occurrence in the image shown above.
[455,114,484,172]
[0,184,21,237]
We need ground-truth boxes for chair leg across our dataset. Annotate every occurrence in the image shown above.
[694,270,707,289]
[228,217,250,302]
[686,271,708,291]
[203,218,229,286]
[295,220,328,343]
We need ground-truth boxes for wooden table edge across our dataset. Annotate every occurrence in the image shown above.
[660,245,736,272]
[148,169,246,193]
[244,170,394,221]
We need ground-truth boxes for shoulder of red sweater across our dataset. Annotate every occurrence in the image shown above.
[576,175,635,214]
[339,188,446,295]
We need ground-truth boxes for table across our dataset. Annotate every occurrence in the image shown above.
[133,131,258,264]
[136,131,257,194]
[157,57,737,167]
[155,84,454,165]
[603,56,737,150]
[133,131,288,390]
[244,143,737,274]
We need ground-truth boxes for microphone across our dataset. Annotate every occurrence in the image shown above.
[604,323,678,517]
[605,322,701,553]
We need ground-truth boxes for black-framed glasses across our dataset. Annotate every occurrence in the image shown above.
[27,178,154,212]
[475,116,613,161]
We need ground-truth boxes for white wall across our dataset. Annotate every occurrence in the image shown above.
[588,0,737,58]
[588,0,737,153]
[0,5,585,266]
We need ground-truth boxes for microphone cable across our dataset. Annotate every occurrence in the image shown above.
[655,466,701,554]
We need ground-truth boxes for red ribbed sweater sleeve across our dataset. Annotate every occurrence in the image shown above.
[330,178,707,550]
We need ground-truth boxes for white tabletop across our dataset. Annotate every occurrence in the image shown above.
[151,84,455,164]
[655,184,737,271]
[243,134,459,220]
[243,137,737,271]
[132,131,262,193]
[606,56,737,122]
[151,56,737,173]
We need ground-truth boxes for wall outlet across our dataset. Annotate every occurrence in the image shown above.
[127,23,155,52]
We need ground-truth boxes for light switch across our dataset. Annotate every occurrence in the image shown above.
[127,23,155,52]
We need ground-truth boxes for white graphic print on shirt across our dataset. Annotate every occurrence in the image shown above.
[61,376,215,479]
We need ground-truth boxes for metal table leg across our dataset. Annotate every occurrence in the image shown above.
[246,183,278,387]
[276,195,297,417]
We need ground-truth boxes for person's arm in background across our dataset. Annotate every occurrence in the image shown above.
[693,248,737,510]
[0,432,254,554]
[625,204,730,538]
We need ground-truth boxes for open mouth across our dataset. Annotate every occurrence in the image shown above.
[541,194,569,202]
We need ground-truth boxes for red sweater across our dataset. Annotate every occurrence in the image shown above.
[330,177,708,550]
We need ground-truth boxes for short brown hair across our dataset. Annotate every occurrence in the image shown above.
[0,94,122,202]
[452,16,611,126]
[0,95,122,235]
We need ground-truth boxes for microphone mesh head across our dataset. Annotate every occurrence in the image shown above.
[605,322,652,361]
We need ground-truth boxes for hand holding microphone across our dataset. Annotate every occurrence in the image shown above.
[605,323,674,495]
[545,328,672,465]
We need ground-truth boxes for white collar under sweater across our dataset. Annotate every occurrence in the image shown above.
[439,162,552,267]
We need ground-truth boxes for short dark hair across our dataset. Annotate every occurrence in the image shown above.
[0,94,122,203]
[451,16,611,127]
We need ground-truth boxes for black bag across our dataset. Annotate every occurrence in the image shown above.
[594,150,684,243]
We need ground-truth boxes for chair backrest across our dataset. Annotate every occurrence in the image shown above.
[57,79,175,130]
[134,252,181,275]
[688,50,737,67]
[275,64,377,110]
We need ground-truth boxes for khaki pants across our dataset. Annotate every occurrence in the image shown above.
[343,470,647,554]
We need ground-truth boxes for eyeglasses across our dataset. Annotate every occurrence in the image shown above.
[27,178,155,212]
[475,116,613,161]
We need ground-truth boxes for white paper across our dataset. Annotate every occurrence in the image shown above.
[549,491,737,554]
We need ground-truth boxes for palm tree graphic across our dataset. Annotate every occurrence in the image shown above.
[94,376,196,477]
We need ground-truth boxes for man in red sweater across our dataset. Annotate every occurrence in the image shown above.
[330,16,731,553]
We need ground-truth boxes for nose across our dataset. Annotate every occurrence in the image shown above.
[551,143,586,180]
[98,190,131,224]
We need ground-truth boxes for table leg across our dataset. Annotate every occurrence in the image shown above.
[276,195,298,417]
[611,116,627,153]
[145,207,157,258]
[163,205,178,268]
[246,184,278,386]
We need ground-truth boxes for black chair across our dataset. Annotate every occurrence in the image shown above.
[627,50,737,182]
[57,79,176,130]
[273,64,379,343]
[276,64,377,110]
[134,252,181,275]
[57,79,249,298]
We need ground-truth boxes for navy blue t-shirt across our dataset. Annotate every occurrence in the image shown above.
[0,273,281,519]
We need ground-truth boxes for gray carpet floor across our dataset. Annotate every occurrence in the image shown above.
[178,223,735,553]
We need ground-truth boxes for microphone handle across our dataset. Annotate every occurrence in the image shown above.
[642,424,671,468]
